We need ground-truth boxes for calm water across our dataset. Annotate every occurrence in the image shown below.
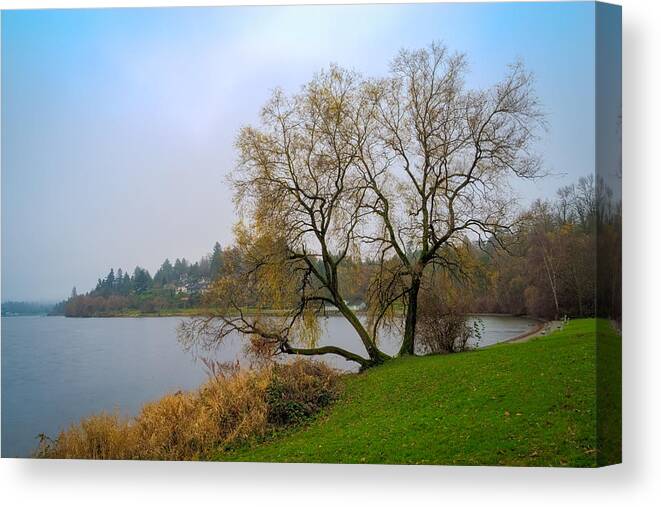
[1,314,537,457]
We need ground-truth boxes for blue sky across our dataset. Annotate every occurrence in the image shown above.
[1,2,607,301]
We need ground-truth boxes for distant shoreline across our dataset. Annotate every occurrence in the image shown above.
[50,307,315,318]
[46,310,546,323]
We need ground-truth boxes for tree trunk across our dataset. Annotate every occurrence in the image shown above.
[542,249,560,320]
[336,299,389,366]
[399,276,421,356]
[283,343,370,369]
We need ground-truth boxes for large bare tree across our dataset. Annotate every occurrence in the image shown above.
[361,44,544,355]
[179,43,543,369]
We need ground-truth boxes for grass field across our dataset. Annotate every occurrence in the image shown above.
[217,319,621,466]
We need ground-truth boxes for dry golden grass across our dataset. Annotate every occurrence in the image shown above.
[35,359,339,460]
[35,412,137,460]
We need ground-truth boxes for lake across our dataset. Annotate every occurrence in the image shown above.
[1,314,538,457]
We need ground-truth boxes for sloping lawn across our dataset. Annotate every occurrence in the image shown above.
[217,319,620,466]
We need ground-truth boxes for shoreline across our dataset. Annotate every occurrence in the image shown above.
[503,319,563,344]
[51,310,546,320]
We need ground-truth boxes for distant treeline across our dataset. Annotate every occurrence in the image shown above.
[55,175,620,321]
[361,174,619,322]
[1,301,54,316]
[464,175,621,321]
[52,242,230,317]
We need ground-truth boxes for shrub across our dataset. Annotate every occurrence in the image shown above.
[416,282,481,354]
[34,359,339,460]
[132,369,270,459]
[265,360,340,425]
[35,412,137,460]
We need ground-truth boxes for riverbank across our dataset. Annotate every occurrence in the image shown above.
[52,309,542,322]
[21,318,620,464]
[52,307,295,318]
[503,319,559,343]
[217,319,620,466]
[2,314,537,456]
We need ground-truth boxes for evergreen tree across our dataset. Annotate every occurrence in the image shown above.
[154,258,174,286]
[210,242,223,280]
[123,272,131,293]
[173,258,189,282]
[132,267,152,294]
[106,268,115,293]
[188,261,200,282]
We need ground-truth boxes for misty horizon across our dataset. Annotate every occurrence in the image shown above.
[1,3,618,301]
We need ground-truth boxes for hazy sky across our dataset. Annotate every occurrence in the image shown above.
[2,2,602,302]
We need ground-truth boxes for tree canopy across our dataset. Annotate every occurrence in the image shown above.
[180,42,546,369]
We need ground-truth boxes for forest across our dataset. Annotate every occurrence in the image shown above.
[52,242,228,316]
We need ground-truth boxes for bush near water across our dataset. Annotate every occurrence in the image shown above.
[35,360,339,460]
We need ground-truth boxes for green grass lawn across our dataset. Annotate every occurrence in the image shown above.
[216,319,620,467]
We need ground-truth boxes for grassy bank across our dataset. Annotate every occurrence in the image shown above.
[218,319,620,466]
